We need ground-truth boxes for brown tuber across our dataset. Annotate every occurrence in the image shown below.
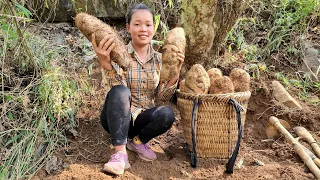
[160,27,186,83]
[184,64,210,94]
[75,13,130,70]
[207,68,222,83]
[229,68,250,92]
[209,76,234,94]
[207,68,222,92]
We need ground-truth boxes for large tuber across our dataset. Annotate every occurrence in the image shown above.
[75,13,130,70]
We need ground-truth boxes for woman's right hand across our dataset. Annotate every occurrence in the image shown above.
[91,33,115,70]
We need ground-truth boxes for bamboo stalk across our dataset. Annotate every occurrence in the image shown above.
[269,116,320,179]
[301,144,320,168]
[294,126,320,158]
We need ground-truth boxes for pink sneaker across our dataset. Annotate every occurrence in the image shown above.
[127,140,157,161]
[103,151,131,175]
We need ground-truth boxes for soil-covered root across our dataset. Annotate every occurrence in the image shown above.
[184,64,210,94]
[75,13,130,70]
[160,27,186,83]
[209,76,234,94]
[229,68,250,92]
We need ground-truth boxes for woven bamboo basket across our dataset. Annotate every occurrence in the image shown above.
[176,90,251,159]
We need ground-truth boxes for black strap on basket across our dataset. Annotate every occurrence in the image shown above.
[188,97,243,170]
[188,98,200,168]
[225,98,244,174]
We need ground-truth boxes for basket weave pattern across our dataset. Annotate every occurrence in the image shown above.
[177,90,251,159]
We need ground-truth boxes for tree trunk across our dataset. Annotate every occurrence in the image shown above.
[181,0,248,71]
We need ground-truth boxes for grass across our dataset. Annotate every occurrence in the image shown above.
[0,1,85,179]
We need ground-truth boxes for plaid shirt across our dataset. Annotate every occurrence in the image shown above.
[105,42,177,121]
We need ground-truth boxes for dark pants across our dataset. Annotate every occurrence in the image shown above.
[100,85,175,146]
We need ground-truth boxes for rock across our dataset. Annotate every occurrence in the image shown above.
[27,0,127,22]
[309,95,319,103]
[253,158,265,166]
[300,41,320,80]
[271,81,303,109]
[45,155,68,174]
[83,54,96,62]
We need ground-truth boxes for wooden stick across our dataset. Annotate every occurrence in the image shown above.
[269,116,320,179]
[294,126,320,158]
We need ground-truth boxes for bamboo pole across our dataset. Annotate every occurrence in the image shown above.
[301,144,320,168]
[294,126,320,158]
[269,116,320,179]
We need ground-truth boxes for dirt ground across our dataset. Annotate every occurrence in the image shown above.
[32,23,320,180]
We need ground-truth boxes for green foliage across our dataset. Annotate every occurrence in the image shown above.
[225,0,319,104]
[266,0,319,53]
[226,0,320,58]
[154,14,161,33]
[37,70,79,123]
[14,2,32,18]
[0,1,82,179]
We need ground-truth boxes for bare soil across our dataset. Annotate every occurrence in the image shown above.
[32,23,320,180]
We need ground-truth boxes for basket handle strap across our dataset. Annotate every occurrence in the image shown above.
[190,98,199,168]
[226,98,244,174]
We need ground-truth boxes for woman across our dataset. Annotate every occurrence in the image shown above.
[91,3,184,175]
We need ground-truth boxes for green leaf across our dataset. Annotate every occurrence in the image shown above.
[228,45,232,52]
[15,2,32,18]
[5,131,25,146]
[8,112,14,120]
[168,0,174,8]
[88,63,94,75]
[48,111,55,123]
[5,95,13,101]
[18,97,23,103]
[0,166,7,180]
[154,14,161,33]
[45,0,49,9]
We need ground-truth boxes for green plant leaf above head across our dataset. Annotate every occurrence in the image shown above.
[14,2,32,18]
[154,14,161,34]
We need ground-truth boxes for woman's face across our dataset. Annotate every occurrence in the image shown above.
[126,10,154,47]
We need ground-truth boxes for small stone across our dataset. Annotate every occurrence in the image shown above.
[254,158,265,166]
[300,42,320,80]
[83,54,96,62]
[180,169,193,178]
[235,157,245,169]
[310,95,319,102]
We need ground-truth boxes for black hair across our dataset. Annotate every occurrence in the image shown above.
[126,3,154,24]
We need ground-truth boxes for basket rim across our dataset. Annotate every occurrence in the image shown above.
[176,89,251,101]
